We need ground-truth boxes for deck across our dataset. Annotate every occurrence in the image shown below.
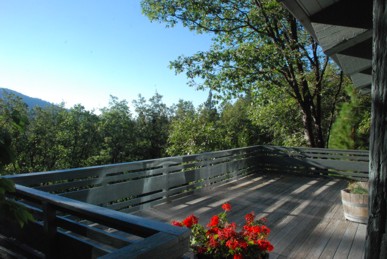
[3,146,369,258]
[134,173,366,259]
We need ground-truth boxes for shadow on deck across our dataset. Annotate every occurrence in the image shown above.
[134,173,366,259]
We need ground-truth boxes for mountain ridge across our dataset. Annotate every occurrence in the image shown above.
[0,88,53,109]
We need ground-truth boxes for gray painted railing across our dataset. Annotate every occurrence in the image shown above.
[1,185,190,259]
[255,146,369,180]
[2,145,369,258]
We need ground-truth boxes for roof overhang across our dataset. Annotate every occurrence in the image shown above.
[279,0,372,93]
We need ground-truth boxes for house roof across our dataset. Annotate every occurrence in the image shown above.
[279,0,372,93]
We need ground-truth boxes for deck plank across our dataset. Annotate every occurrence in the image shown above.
[133,173,367,258]
[333,223,358,259]
[348,223,367,258]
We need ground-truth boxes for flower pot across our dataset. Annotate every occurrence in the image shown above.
[341,189,368,224]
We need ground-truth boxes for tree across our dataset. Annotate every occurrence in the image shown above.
[97,96,136,164]
[58,105,101,168]
[329,85,371,150]
[167,94,225,156]
[133,93,171,159]
[221,97,272,148]
[0,93,29,172]
[142,0,345,147]
[0,92,33,227]
[167,106,225,156]
[170,99,196,120]
[248,85,306,147]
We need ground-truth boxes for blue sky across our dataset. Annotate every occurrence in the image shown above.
[0,1,213,111]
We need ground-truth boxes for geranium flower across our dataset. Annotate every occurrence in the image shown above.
[245,212,255,224]
[182,214,198,228]
[257,239,274,252]
[222,202,232,212]
[171,203,273,258]
[171,220,183,227]
[226,238,239,250]
[207,215,219,227]
[208,235,219,248]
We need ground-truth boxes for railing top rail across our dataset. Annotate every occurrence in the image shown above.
[14,184,188,238]
[262,145,369,154]
[5,146,261,185]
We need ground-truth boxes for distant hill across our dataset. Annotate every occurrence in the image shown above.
[0,88,52,109]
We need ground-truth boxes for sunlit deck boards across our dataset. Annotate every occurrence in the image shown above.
[134,173,366,259]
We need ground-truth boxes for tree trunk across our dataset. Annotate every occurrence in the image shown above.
[300,102,325,148]
[366,0,387,258]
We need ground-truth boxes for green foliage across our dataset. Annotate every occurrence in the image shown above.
[133,93,171,159]
[0,178,34,228]
[347,181,368,195]
[1,92,174,173]
[220,97,272,148]
[167,101,225,156]
[97,96,136,164]
[167,93,271,156]
[9,104,71,172]
[0,92,34,227]
[0,177,14,194]
[0,92,29,172]
[142,0,346,147]
[248,86,306,147]
[329,85,370,150]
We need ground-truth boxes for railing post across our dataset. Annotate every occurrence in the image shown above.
[42,202,57,258]
[163,164,170,203]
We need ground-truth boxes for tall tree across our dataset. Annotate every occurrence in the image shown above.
[11,104,67,172]
[0,93,29,173]
[221,97,272,148]
[329,85,370,150]
[133,93,171,159]
[167,104,225,156]
[98,96,136,164]
[142,0,345,147]
[58,105,101,168]
[0,92,33,227]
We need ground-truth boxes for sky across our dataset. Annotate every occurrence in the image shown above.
[0,1,213,112]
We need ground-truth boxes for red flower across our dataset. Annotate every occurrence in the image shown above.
[245,212,255,224]
[226,238,239,250]
[261,225,270,235]
[218,223,236,240]
[206,227,219,235]
[207,215,220,227]
[208,235,219,248]
[182,214,198,228]
[257,239,274,252]
[239,240,248,249]
[197,246,207,254]
[222,202,232,212]
[172,220,183,227]
[251,225,262,234]
[170,203,273,258]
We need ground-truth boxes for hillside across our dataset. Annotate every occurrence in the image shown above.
[0,88,52,109]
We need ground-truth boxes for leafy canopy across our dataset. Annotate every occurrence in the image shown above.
[142,0,345,147]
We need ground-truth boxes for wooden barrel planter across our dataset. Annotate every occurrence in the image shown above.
[341,188,368,224]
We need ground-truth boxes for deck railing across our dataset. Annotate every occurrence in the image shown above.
[255,146,369,180]
[1,184,190,259]
[2,145,369,258]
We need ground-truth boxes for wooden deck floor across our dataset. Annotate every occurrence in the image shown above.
[134,173,366,259]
